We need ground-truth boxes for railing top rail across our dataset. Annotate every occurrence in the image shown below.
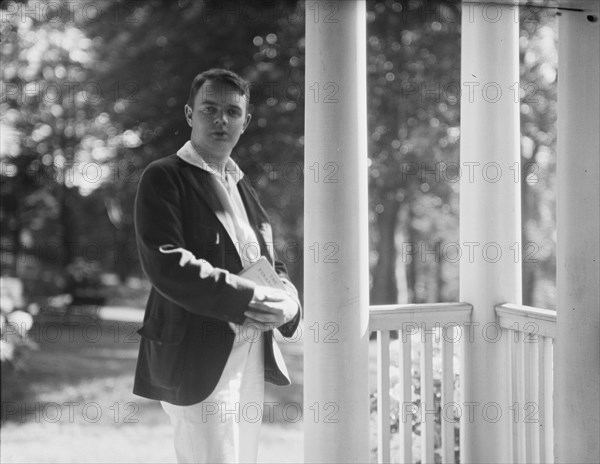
[368,302,557,336]
[369,302,472,331]
[495,302,557,320]
[495,302,557,338]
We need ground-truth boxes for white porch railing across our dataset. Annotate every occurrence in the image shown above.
[370,302,557,464]
[370,303,472,464]
[496,303,556,464]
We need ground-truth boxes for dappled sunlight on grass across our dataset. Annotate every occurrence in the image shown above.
[2,315,304,463]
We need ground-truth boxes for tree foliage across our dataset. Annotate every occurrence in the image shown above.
[1,0,556,309]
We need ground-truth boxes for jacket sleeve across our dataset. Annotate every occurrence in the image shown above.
[134,162,255,325]
[274,253,302,338]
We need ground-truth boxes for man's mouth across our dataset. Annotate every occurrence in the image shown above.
[212,131,227,137]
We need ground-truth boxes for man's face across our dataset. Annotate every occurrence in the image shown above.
[185,80,251,161]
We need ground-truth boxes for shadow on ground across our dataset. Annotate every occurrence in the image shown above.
[1,312,305,463]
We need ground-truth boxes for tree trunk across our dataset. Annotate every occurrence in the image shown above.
[394,204,410,304]
[406,205,418,303]
[371,198,401,305]
[114,227,132,283]
[60,183,74,268]
[436,240,444,302]
[521,146,538,306]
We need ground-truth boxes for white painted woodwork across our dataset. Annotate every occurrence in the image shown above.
[377,330,391,463]
[459,2,521,462]
[556,3,600,463]
[369,303,472,332]
[496,303,557,338]
[399,326,413,464]
[543,338,555,463]
[441,327,455,464]
[304,1,370,462]
[420,331,434,463]
[305,2,598,463]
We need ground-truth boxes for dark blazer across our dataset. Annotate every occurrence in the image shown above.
[133,153,301,406]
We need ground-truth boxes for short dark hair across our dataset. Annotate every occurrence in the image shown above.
[187,68,250,111]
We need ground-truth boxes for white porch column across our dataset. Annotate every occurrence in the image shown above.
[304,1,370,463]
[459,3,520,463]
[556,4,600,463]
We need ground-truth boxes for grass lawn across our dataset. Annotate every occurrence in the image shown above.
[1,311,303,463]
[2,306,414,463]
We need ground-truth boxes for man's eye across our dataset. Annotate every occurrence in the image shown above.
[202,106,216,114]
[228,110,241,117]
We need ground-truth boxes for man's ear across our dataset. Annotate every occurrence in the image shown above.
[242,113,252,133]
[184,105,193,127]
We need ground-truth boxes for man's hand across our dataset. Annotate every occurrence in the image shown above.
[244,285,299,332]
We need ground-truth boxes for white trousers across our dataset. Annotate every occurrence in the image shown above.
[161,325,265,464]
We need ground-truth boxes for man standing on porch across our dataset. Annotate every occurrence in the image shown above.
[132,68,301,463]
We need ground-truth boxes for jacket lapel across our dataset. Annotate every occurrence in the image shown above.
[180,159,274,265]
[238,178,275,264]
[179,164,238,247]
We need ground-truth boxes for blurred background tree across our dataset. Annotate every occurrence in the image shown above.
[366,0,556,309]
[1,0,306,298]
[367,0,461,305]
[1,1,559,461]
[0,0,557,307]
[518,5,557,308]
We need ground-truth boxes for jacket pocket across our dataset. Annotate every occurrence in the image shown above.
[138,319,186,345]
[138,319,187,388]
[194,224,220,245]
[190,225,222,261]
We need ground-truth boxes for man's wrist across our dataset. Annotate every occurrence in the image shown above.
[250,285,268,304]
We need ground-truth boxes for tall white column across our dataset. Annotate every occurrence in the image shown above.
[556,4,600,463]
[303,1,370,462]
[459,3,520,463]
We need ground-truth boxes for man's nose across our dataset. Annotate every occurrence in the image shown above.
[214,110,228,125]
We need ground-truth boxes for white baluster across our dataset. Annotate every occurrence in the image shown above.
[538,335,546,464]
[441,326,455,463]
[377,330,390,463]
[514,330,526,463]
[420,328,434,463]
[544,338,554,463]
[399,328,413,464]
